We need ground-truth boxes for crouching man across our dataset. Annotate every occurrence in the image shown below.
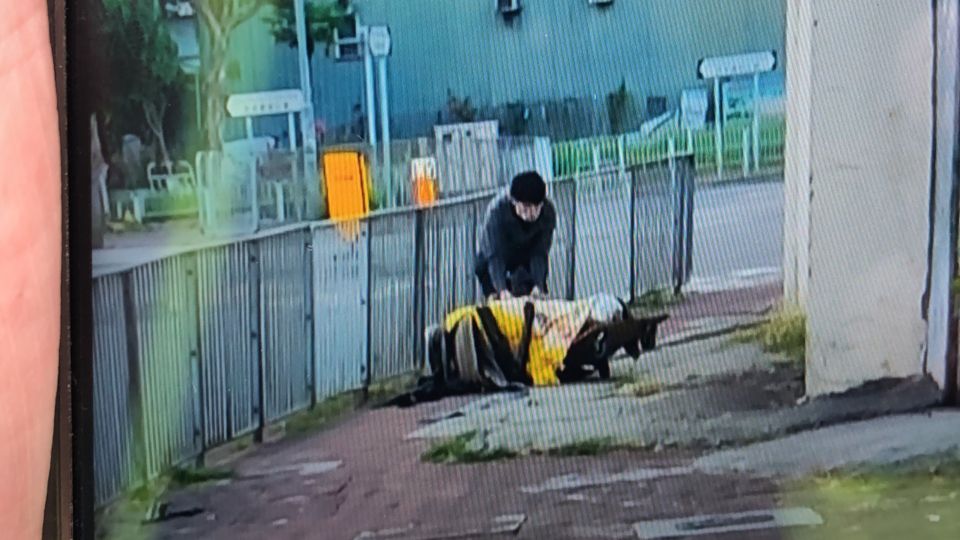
[475,171,557,301]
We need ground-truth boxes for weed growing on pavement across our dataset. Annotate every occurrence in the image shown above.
[367,373,420,404]
[286,374,419,437]
[285,393,362,437]
[614,374,664,398]
[731,306,806,364]
[169,466,233,487]
[421,431,517,464]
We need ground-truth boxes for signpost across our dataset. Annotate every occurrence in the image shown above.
[226,90,305,118]
[697,51,776,80]
[226,90,306,155]
[698,50,777,179]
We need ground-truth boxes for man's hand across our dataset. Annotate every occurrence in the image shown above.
[531,287,546,299]
[499,290,514,301]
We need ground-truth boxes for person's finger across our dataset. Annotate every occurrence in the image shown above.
[0,0,61,537]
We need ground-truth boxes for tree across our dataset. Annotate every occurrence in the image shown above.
[263,0,348,60]
[102,0,183,170]
[195,0,346,150]
[194,0,269,150]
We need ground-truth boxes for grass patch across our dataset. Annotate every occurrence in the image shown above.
[784,453,960,539]
[421,431,518,464]
[126,482,166,505]
[96,465,232,539]
[367,373,419,404]
[631,288,683,312]
[818,451,960,480]
[731,306,806,363]
[168,466,233,487]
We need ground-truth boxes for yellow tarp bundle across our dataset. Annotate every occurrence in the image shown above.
[443,298,595,386]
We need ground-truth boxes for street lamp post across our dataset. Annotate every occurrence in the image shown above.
[368,26,392,206]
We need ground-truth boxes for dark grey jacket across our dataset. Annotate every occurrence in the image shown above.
[477,191,557,292]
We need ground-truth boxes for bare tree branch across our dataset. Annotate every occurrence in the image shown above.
[194,0,224,42]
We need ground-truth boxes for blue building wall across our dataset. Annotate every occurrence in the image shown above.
[223,0,785,142]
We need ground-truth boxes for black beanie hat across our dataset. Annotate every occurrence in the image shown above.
[509,171,546,204]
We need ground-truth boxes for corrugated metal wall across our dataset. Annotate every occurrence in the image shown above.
[313,223,369,398]
[196,243,261,447]
[223,0,785,139]
[93,276,138,507]
[130,257,202,479]
[368,212,419,381]
[260,231,314,421]
[423,198,487,323]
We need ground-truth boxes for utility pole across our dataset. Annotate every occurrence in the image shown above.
[362,25,377,149]
[294,0,320,218]
[368,26,392,206]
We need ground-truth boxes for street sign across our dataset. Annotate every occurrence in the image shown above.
[226,90,305,118]
[697,51,776,79]
[368,26,391,57]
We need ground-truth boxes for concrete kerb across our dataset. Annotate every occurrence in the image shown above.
[695,409,960,479]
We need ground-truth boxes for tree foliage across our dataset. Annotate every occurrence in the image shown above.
[263,0,349,59]
[102,0,183,168]
[446,90,478,123]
